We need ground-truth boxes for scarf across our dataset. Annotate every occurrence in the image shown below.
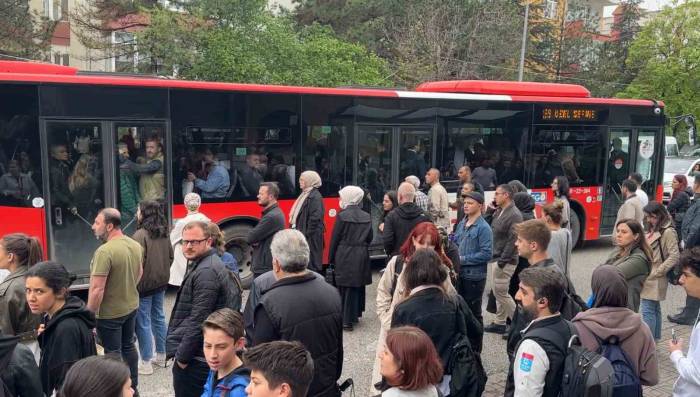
[290,170,322,226]
[591,265,628,308]
[338,185,364,209]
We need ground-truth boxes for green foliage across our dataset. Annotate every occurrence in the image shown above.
[132,1,389,86]
[0,1,55,60]
[619,0,700,143]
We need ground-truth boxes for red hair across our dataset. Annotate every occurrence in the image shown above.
[385,326,443,390]
[398,222,453,269]
[672,174,688,200]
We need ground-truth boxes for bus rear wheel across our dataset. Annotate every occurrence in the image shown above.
[570,210,582,248]
[223,223,254,289]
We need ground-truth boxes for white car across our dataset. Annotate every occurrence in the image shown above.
[663,157,700,202]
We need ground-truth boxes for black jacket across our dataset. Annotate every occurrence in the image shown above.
[329,205,373,287]
[37,296,97,396]
[294,189,325,272]
[669,189,691,231]
[247,203,285,275]
[253,272,343,397]
[490,203,523,267]
[505,315,571,397]
[513,192,536,221]
[167,250,232,363]
[681,194,700,247]
[382,202,430,256]
[392,288,482,369]
[2,341,42,397]
[0,335,17,397]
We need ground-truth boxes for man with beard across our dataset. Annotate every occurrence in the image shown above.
[87,208,143,396]
[506,266,571,397]
[123,136,165,201]
[247,182,285,278]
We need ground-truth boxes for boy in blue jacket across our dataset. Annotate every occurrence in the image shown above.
[201,309,249,397]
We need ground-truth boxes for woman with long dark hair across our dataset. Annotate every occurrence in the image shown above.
[392,249,482,396]
[60,355,133,397]
[132,200,173,374]
[640,202,680,340]
[379,190,398,233]
[26,261,97,395]
[668,174,691,232]
[373,222,456,392]
[603,219,653,312]
[0,233,42,359]
[329,186,373,330]
[290,170,325,273]
[551,175,571,229]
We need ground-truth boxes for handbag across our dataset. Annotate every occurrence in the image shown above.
[324,264,337,286]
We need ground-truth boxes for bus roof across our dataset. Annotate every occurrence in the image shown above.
[0,60,661,107]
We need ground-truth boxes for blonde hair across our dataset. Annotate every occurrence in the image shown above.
[207,222,226,255]
[69,155,93,193]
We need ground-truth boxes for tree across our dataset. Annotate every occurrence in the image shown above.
[619,0,700,144]
[0,0,56,60]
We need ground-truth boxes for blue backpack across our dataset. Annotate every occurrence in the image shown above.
[596,335,642,397]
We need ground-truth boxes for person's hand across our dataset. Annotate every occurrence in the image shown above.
[177,361,188,369]
[379,223,384,232]
[37,324,45,336]
[669,338,683,353]
[70,207,78,215]
[186,172,196,182]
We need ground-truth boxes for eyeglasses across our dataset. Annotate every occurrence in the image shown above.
[182,239,209,247]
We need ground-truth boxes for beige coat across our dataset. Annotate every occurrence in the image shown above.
[428,182,450,231]
[615,194,644,226]
[641,222,680,301]
[371,255,457,391]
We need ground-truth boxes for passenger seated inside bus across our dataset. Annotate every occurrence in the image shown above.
[187,149,230,199]
[0,159,40,206]
[239,153,264,197]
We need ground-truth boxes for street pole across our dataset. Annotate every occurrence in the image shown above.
[518,1,530,82]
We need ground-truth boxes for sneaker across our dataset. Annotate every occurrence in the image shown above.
[153,353,167,368]
[483,322,507,334]
[138,360,154,375]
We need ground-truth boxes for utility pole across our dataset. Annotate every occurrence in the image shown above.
[518,1,530,81]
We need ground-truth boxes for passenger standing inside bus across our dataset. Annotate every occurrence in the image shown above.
[551,176,571,229]
[329,186,373,330]
[170,193,210,286]
[0,233,43,359]
[69,155,100,220]
[0,160,40,207]
[49,143,76,217]
[87,208,143,395]
[25,261,97,396]
[118,143,140,224]
[426,169,450,231]
[132,201,173,375]
[290,171,325,274]
[248,183,285,278]
[123,136,165,201]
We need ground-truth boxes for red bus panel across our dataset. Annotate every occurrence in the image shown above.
[0,206,48,255]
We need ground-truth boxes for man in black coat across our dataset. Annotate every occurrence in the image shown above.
[166,221,236,397]
[247,182,285,278]
[252,229,343,397]
[383,182,430,256]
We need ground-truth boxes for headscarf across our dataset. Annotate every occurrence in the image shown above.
[339,186,365,209]
[184,192,202,213]
[290,170,323,226]
[590,265,628,308]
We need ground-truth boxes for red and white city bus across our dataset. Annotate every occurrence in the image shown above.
[0,61,665,288]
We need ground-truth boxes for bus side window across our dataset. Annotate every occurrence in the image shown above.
[302,125,347,197]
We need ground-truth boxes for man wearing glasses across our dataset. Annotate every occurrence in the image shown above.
[166,220,236,397]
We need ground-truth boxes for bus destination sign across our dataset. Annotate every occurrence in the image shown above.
[541,107,598,121]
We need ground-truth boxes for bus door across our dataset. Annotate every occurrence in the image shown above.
[356,124,434,256]
[601,128,632,234]
[43,120,109,284]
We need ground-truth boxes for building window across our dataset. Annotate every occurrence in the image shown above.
[53,53,69,66]
[544,0,558,19]
[44,0,68,21]
[112,31,138,72]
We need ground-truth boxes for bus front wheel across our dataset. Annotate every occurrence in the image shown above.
[570,210,582,248]
[223,223,254,289]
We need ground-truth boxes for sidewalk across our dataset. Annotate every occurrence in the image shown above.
[484,320,694,395]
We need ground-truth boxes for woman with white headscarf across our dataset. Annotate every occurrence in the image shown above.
[329,186,373,330]
[168,193,210,286]
[290,170,325,273]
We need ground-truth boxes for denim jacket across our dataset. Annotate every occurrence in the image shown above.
[201,366,250,397]
[453,216,492,280]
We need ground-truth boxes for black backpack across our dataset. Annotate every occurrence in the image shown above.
[595,335,642,397]
[524,323,615,397]
[220,267,243,312]
[389,256,405,297]
[448,298,487,397]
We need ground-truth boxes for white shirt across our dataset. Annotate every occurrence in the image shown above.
[672,319,700,396]
[637,189,649,207]
[514,338,550,397]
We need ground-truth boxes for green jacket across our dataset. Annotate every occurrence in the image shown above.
[605,247,650,312]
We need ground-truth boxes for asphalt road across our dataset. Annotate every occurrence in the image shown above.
[139,238,689,396]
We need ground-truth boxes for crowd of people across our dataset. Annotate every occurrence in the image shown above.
[0,163,700,397]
